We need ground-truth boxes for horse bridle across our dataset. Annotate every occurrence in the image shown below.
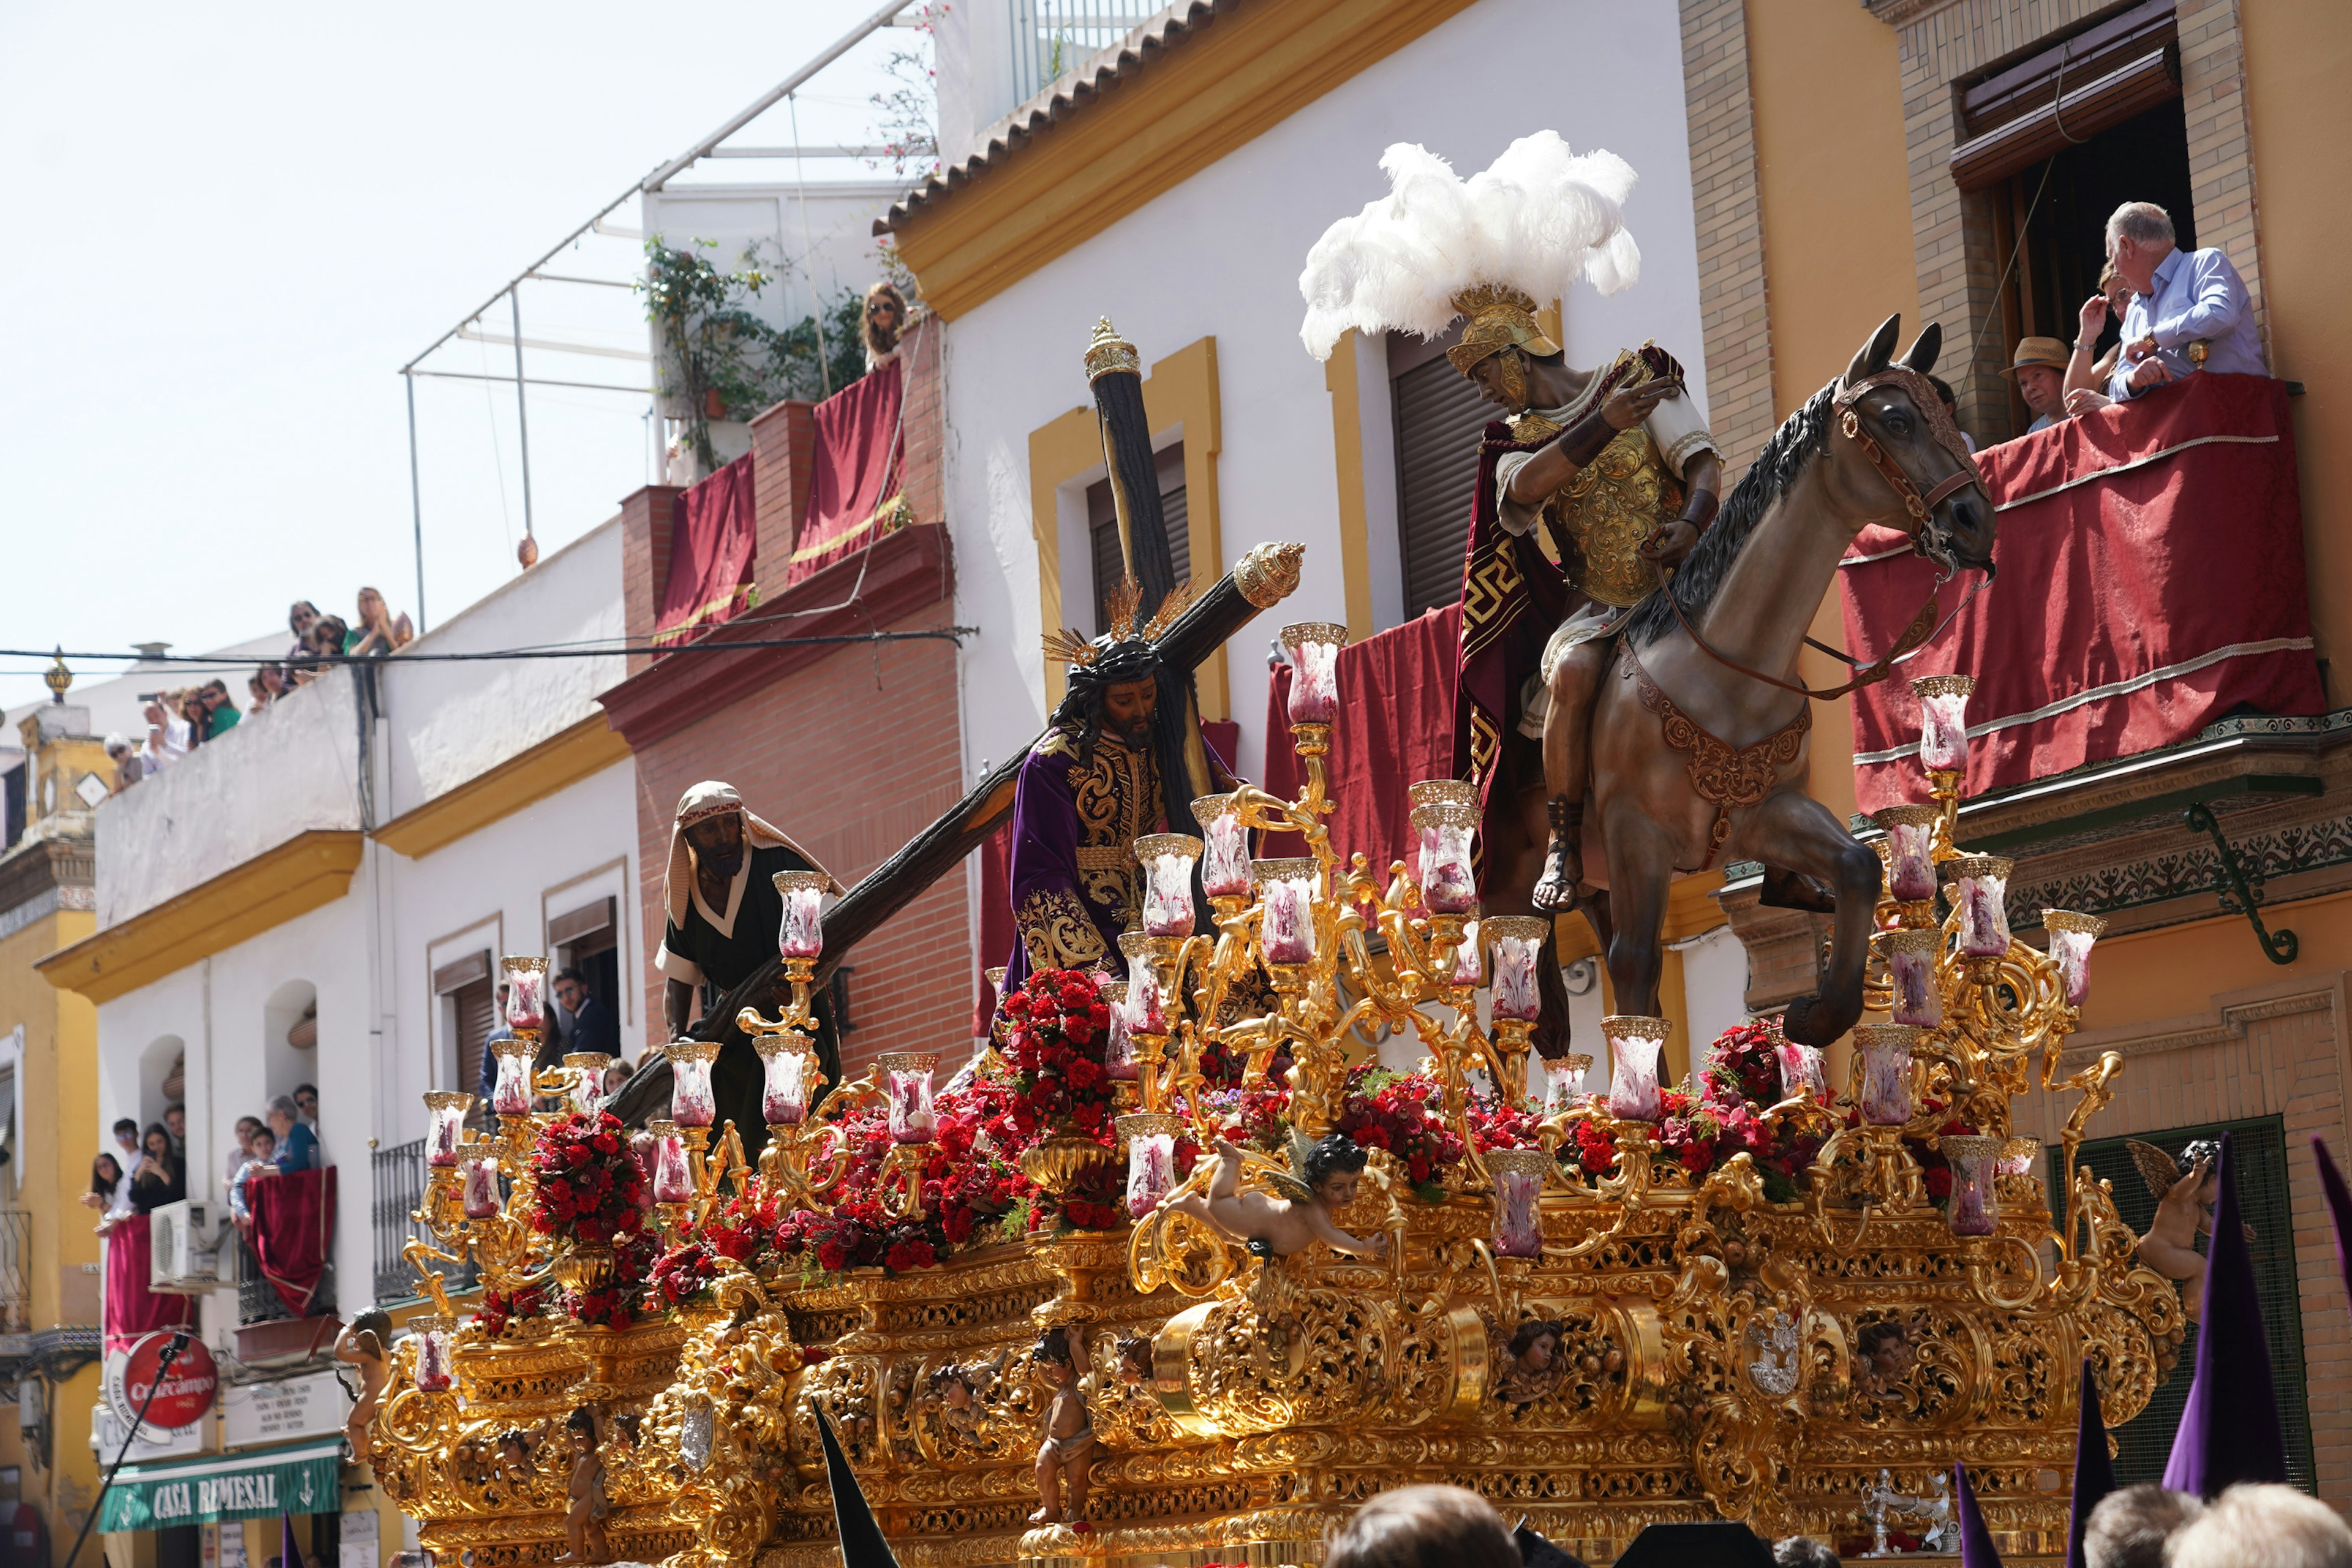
[1651,364,1993,702]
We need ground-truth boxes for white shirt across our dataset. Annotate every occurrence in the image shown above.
[111,1148,137,1216]
[2108,246,2266,399]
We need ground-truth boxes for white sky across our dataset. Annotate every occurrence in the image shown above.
[0,0,926,711]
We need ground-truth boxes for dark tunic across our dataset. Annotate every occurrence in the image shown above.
[658,842,840,1142]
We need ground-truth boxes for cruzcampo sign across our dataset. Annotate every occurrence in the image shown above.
[96,1438,341,1532]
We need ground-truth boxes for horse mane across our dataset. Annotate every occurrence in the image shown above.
[1623,380,1840,649]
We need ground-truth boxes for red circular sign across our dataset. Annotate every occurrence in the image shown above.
[123,1332,218,1430]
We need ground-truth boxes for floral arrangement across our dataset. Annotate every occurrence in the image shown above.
[567,1234,657,1330]
[1563,1020,1827,1200]
[1703,1018,1786,1109]
[1466,1093,1544,1153]
[649,1238,722,1309]
[1000,968,1116,1137]
[527,1110,647,1248]
[1333,1068,1464,1203]
[473,1283,544,1338]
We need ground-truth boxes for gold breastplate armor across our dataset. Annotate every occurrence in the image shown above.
[1509,410,1687,609]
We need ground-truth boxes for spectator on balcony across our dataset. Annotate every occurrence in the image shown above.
[348,587,415,658]
[108,1120,139,1208]
[82,1153,129,1226]
[140,697,191,774]
[267,1096,318,1174]
[554,969,620,1059]
[198,680,239,739]
[165,1102,187,1157]
[129,1124,185,1213]
[1926,375,1978,454]
[228,1126,277,1229]
[287,600,321,662]
[223,1115,265,1193]
[2082,203,2265,409]
[603,1060,633,1099]
[863,281,911,373]
[294,1084,319,1129]
[2002,337,2072,433]
[2063,265,2135,417]
[105,734,143,793]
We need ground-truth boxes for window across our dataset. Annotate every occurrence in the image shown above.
[550,895,620,1017]
[1954,0,2194,435]
[2050,1114,2315,1490]
[1086,442,1188,635]
[1390,326,1494,619]
[433,951,495,1102]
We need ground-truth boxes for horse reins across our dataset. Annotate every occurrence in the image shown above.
[1650,365,1992,702]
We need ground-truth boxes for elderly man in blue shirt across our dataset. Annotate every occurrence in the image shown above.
[2065,202,2265,416]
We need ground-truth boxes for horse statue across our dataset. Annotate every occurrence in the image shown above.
[1486,314,1997,1049]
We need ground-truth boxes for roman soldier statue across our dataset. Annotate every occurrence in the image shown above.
[1009,579,1238,988]
[1300,130,1722,1047]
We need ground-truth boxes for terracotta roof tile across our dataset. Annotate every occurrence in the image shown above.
[873,1,1241,236]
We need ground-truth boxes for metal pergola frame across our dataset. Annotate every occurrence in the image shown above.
[398,0,924,633]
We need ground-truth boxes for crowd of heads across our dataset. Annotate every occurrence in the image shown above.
[102,590,415,795]
[1310,1480,2352,1568]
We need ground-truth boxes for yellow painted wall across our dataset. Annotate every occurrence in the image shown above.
[0,903,103,1548]
[2239,1,2352,705]
[1743,0,1922,832]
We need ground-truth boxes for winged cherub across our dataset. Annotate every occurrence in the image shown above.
[1169,1133,1389,1260]
[2128,1137,2249,1320]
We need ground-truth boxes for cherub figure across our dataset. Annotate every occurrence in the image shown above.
[2130,1139,2248,1321]
[491,1428,535,1488]
[1853,1320,1914,1404]
[333,1310,393,1463]
[555,1407,609,1565]
[1028,1329,1094,1526]
[1112,1335,1154,1387]
[1495,1319,1566,1407]
[929,1362,987,1438]
[1170,1134,1389,1259]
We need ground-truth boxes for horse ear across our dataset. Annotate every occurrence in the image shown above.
[1900,322,1943,375]
[1845,314,1902,386]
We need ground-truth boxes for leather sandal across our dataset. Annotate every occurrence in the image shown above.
[1531,797,1584,914]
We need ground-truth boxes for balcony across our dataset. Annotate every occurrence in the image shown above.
[0,1210,30,1351]
[1003,0,1169,111]
[236,1237,335,1328]
[372,1137,478,1305]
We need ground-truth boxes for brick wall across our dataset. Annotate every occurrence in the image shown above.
[747,399,816,609]
[628,606,970,1077]
[899,315,946,526]
[2021,972,2352,1504]
[1678,0,1778,484]
[619,485,684,677]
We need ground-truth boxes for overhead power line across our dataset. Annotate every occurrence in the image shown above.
[2,627,978,673]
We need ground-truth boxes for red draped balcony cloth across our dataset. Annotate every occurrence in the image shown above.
[102,1213,195,1353]
[654,453,758,650]
[788,361,908,587]
[1837,374,2324,816]
[246,1166,337,1317]
[1262,606,1462,867]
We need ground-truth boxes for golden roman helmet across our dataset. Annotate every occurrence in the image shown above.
[1444,284,1561,379]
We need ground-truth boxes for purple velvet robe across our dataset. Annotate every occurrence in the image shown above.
[1001,726,1164,992]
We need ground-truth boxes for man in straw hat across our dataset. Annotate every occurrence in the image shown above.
[657,780,843,1093]
[1299,132,1722,930]
[2003,336,2072,433]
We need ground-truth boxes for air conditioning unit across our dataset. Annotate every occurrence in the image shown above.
[148,1200,227,1294]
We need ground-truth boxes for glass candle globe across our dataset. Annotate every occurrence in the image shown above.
[1911,674,1975,772]
[1881,929,1944,1027]
[775,872,827,960]
[1194,795,1251,900]
[1483,916,1548,1023]
[425,1093,472,1168]
[1603,1016,1672,1122]
[1135,834,1202,938]
[1281,622,1347,725]
[1854,1024,1921,1126]
[880,1053,939,1147]
[2043,910,2106,1007]
[1874,804,1941,902]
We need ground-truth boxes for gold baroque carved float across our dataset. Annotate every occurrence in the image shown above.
[373,635,2182,1567]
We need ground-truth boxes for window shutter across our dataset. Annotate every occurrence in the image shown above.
[453,978,496,1104]
[2049,1114,2313,1490]
[1089,445,1190,633]
[1392,354,1492,619]
[1950,0,2179,190]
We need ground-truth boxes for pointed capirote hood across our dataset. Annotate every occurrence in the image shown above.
[2066,1357,2118,1568]
[816,1406,902,1568]
[2160,1132,2288,1496]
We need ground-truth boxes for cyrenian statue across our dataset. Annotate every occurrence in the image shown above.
[333,1309,391,1463]
[1029,1329,1095,1526]
[1171,1134,1389,1261]
[556,1406,609,1565]
[655,781,842,1134]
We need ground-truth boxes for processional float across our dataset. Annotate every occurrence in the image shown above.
[368,345,2183,1568]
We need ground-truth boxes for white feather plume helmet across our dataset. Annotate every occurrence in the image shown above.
[1297,132,1643,364]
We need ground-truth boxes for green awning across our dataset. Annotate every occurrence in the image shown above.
[97,1438,341,1532]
